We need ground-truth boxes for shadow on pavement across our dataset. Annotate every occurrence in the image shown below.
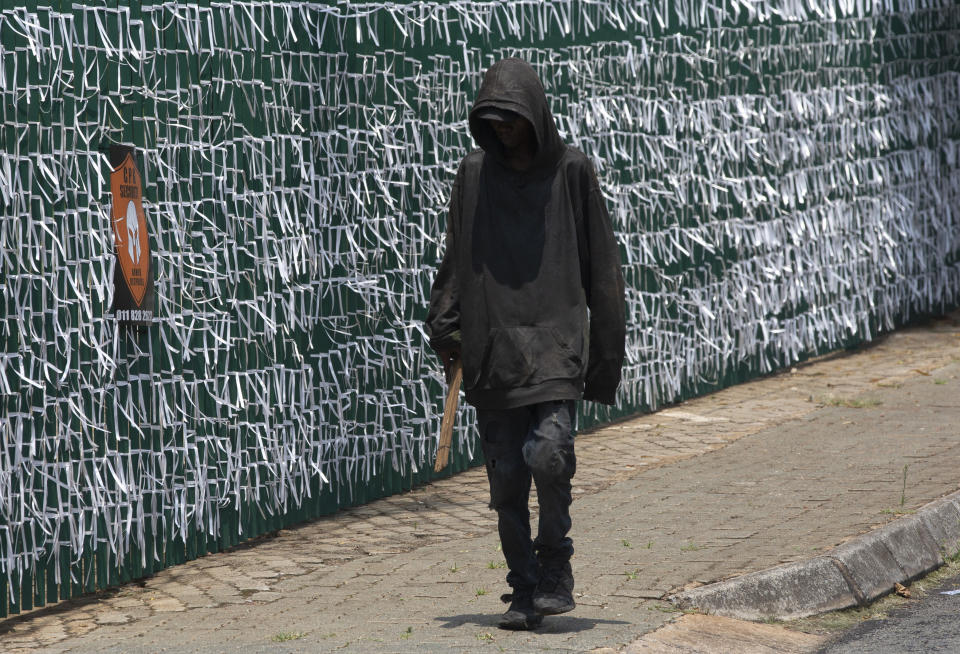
[435,613,629,633]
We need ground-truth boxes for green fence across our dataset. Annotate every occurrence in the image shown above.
[1,0,959,618]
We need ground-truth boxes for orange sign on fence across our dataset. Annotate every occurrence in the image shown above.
[109,147,154,323]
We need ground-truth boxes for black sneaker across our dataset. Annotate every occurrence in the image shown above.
[533,563,575,615]
[498,592,543,630]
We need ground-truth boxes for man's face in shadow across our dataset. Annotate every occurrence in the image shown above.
[488,116,534,152]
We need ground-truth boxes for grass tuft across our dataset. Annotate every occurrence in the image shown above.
[272,632,306,642]
[816,395,883,408]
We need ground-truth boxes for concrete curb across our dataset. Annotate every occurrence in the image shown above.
[669,490,960,621]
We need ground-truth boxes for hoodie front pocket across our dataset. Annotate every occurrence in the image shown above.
[476,326,582,390]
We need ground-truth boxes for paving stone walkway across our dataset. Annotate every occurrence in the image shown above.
[2,312,959,653]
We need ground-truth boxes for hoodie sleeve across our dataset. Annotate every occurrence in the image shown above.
[580,164,626,405]
[425,166,463,353]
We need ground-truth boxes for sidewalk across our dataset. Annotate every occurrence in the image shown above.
[3,311,959,653]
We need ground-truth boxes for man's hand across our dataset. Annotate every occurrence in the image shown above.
[436,348,461,383]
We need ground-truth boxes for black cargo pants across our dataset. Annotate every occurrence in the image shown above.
[477,400,577,593]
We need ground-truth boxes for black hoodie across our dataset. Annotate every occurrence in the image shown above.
[426,58,625,408]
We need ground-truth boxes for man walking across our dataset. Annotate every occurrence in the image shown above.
[426,58,625,630]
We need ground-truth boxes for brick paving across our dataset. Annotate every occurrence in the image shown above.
[1,312,959,653]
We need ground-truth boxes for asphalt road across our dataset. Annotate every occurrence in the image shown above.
[819,573,960,653]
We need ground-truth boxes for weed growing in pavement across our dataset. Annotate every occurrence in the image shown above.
[946,542,960,563]
[487,560,506,569]
[935,378,948,385]
[816,395,883,408]
[680,541,702,552]
[900,464,909,507]
[272,632,306,642]
[845,397,882,408]
[476,588,487,596]
[475,632,505,651]
[941,532,960,564]
[645,541,653,549]
[400,626,413,640]
[648,603,681,613]
[621,539,632,548]
[625,569,639,580]
[449,563,459,573]
[880,507,914,516]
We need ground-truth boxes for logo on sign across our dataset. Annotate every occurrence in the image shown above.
[110,152,151,307]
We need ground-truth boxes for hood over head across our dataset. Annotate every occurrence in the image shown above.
[469,58,566,171]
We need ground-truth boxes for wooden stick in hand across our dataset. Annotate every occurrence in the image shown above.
[434,359,463,472]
